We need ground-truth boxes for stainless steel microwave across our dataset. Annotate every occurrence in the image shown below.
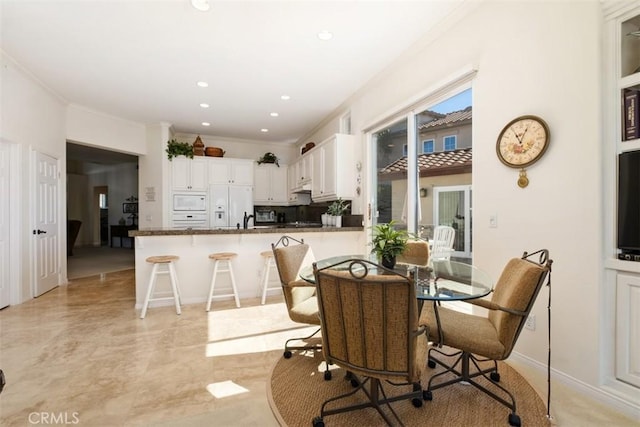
[173,193,207,211]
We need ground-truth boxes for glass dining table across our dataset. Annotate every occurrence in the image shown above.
[299,254,494,343]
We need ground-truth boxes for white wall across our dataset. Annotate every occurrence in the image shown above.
[66,104,147,155]
[304,0,614,406]
[0,51,67,303]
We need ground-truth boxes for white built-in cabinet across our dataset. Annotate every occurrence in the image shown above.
[311,134,356,202]
[208,158,253,185]
[170,157,208,191]
[254,163,288,205]
[603,1,640,390]
[616,273,640,387]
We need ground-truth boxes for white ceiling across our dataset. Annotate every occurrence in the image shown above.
[1,0,463,145]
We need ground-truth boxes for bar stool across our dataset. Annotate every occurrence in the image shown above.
[140,255,181,319]
[206,252,240,311]
[260,250,281,304]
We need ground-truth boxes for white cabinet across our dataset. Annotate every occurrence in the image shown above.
[616,273,640,387]
[605,3,640,394]
[208,158,253,186]
[254,164,288,205]
[287,164,311,205]
[311,134,356,202]
[291,154,312,190]
[170,157,208,191]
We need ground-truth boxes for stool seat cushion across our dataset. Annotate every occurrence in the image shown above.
[260,250,274,257]
[209,252,238,260]
[146,255,179,263]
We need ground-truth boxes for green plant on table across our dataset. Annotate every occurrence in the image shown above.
[370,220,408,263]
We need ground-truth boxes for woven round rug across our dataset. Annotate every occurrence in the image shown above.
[268,349,550,427]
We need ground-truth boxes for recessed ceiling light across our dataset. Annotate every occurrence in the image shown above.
[270,112,279,117]
[317,30,333,41]
[200,103,210,108]
[202,122,210,126]
[280,95,290,100]
[261,128,269,133]
[191,0,210,12]
[197,81,209,88]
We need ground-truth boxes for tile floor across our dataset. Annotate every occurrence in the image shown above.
[0,269,636,426]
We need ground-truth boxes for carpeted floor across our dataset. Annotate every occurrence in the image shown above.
[268,349,550,427]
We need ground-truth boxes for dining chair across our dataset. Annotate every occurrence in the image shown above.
[271,235,328,375]
[312,258,429,426]
[430,225,455,261]
[420,249,552,427]
[397,239,430,267]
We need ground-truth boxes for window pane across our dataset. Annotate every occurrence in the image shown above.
[444,135,457,151]
[422,139,434,153]
[374,119,408,226]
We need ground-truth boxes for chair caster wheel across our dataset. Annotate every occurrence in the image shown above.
[412,397,423,407]
[350,378,359,388]
[508,413,521,427]
[312,416,325,427]
[427,359,436,369]
[324,370,332,381]
[424,390,432,401]
[283,350,292,359]
[490,372,500,382]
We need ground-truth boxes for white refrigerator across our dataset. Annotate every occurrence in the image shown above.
[209,184,254,229]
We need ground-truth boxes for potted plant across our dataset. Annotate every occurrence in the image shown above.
[166,139,194,160]
[370,220,408,269]
[257,152,280,167]
[326,198,350,227]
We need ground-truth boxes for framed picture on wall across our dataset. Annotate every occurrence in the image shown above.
[123,202,138,214]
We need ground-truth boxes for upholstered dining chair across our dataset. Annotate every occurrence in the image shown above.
[397,239,430,267]
[430,225,455,261]
[420,249,552,427]
[271,235,324,362]
[312,258,429,426]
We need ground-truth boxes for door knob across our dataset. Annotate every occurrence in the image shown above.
[36,229,47,235]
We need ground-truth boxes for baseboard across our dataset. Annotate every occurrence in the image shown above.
[509,351,640,421]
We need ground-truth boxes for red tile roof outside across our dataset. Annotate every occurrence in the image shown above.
[418,106,472,130]
[379,147,472,176]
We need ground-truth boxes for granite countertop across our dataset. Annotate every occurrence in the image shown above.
[130,226,363,237]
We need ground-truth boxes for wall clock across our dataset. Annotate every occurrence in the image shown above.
[496,115,550,188]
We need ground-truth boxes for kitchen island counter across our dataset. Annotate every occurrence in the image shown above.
[131,227,366,311]
[129,225,362,237]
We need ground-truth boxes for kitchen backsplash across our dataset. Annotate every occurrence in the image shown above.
[255,202,352,224]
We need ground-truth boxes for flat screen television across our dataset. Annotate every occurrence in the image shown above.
[618,150,640,255]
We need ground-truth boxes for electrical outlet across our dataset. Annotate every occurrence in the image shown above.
[525,314,536,331]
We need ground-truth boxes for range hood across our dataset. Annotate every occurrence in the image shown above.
[292,183,311,193]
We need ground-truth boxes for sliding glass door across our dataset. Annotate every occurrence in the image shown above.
[370,87,473,259]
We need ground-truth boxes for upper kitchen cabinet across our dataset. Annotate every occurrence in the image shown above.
[290,154,312,191]
[254,163,288,205]
[208,158,254,186]
[170,157,208,191]
[311,134,356,202]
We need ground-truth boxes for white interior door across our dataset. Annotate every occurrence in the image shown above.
[34,151,60,297]
[0,142,10,308]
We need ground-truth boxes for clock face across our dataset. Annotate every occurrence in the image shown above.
[496,115,550,168]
